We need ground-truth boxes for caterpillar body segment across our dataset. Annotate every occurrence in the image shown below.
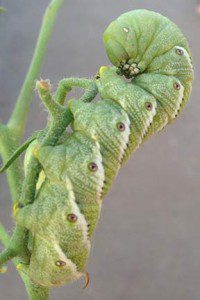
[134,74,184,122]
[96,67,157,162]
[104,10,191,75]
[146,45,194,114]
[69,98,131,196]
[15,179,91,287]
[37,132,105,237]
[147,46,193,86]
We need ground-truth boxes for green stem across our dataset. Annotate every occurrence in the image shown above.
[0,1,66,299]
[0,124,22,203]
[56,77,98,104]
[8,0,66,142]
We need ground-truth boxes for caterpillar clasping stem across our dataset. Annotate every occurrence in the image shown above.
[0,8,193,296]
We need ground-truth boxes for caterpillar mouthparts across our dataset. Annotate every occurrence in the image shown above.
[117,60,141,79]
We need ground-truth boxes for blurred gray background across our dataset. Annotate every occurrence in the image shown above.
[0,0,199,299]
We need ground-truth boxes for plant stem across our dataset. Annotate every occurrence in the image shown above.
[0,124,22,203]
[8,0,66,143]
[0,1,66,299]
[56,78,98,104]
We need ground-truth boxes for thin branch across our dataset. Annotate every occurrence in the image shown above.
[7,0,66,142]
[55,77,98,104]
[0,124,22,202]
[0,1,66,298]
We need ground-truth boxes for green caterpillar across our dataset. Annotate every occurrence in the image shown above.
[0,9,193,289]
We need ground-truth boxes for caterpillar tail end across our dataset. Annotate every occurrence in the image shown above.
[83,271,90,289]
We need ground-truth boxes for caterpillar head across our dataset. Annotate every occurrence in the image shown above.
[103,10,192,79]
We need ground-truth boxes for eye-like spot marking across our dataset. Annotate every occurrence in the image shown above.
[173,82,181,90]
[145,102,153,111]
[176,48,184,55]
[88,162,98,172]
[67,213,78,223]
[117,122,126,132]
[87,224,91,228]
[18,203,24,209]
[123,27,129,33]
[55,260,66,267]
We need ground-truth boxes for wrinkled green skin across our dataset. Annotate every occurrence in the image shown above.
[16,179,90,287]
[37,132,105,237]
[0,10,193,289]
